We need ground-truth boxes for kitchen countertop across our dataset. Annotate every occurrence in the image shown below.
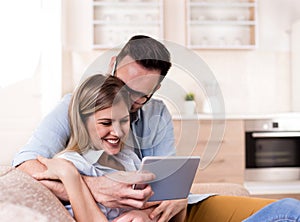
[172,112,300,120]
[244,181,300,195]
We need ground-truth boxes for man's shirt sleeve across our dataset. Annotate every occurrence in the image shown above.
[12,94,72,166]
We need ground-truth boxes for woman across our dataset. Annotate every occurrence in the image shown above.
[33,74,186,222]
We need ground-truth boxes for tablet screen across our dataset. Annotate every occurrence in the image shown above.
[137,156,200,201]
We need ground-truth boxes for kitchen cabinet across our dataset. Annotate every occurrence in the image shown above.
[186,0,258,49]
[92,0,164,49]
[173,119,245,183]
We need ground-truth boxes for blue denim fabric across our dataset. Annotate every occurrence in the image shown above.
[244,198,300,222]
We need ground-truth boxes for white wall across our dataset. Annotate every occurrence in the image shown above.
[0,1,62,165]
[0,77,42,165]
[291,20,300,111]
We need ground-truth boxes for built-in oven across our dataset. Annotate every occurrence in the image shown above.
[245,118,300,181]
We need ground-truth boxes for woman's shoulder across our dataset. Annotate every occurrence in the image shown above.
[57,151,97,176]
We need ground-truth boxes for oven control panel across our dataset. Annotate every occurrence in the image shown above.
[245,118,300,132]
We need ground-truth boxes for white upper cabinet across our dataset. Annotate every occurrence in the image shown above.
[186,0,258,49]
[92,0,164,49]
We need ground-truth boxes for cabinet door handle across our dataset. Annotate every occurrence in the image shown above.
[252,132,300,138]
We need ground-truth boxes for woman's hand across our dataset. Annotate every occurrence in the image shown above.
[33,156,79,181]
[149,199,188,222]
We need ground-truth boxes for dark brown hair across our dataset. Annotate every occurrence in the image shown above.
[116,35,172,81]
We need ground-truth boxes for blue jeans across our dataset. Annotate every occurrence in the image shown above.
[244,198,300,222]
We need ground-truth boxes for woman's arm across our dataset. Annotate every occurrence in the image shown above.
[33,156,108,222]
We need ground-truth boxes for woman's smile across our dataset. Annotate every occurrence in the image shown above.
[105,138,120,144]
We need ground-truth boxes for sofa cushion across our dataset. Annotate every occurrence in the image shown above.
[0,166,74,222]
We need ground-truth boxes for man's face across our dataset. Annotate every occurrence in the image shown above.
[115,55,161,113]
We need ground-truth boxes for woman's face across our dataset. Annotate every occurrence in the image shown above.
[86,101,130,155]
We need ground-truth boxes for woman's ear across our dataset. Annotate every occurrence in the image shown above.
[108,56,117,75]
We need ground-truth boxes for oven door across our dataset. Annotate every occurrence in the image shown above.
[246,131,300,168]
[245,131,300,181]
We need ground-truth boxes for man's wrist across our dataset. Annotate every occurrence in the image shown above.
[83,174,103,190]
[16,159,47,176]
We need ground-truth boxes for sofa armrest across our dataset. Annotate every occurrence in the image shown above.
[191,182,250,197]
[0,166,74,222]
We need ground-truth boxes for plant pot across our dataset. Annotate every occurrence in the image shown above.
[202,98,211,113]
[184,101,196,115]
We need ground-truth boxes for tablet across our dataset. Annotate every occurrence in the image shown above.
[136,156,200,201]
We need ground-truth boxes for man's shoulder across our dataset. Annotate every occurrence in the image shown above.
[143,98,166,110]
[61,93,72,103]
[139,98,171,119]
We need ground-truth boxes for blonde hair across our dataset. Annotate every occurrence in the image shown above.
[65,74,129,154]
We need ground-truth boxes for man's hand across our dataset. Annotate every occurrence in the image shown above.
[113,208,158,222]
[17,159,47,175]
[148,199,188,222]
[84,171,155,209]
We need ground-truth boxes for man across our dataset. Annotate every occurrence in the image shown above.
[13,35,185,220]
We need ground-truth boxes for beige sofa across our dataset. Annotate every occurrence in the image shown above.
[0,166,74,222]
[0,166,249,221]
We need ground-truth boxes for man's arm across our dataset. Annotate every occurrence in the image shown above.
[17,159,46,175]
[13,94,72,168]
[36,171,155,208]
[28,156,155,208]
[17,158,70,201]
[83,171,155,209]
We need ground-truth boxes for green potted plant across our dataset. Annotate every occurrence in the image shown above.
[185,93,195,101]
[184,92,196,115]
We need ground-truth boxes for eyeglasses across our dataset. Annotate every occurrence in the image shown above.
[111,60,156,105]
[111,61,117,77]
[124,84,154,105]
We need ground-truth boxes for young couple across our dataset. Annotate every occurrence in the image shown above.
[13,35,300,221]
[33,74,186,222]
